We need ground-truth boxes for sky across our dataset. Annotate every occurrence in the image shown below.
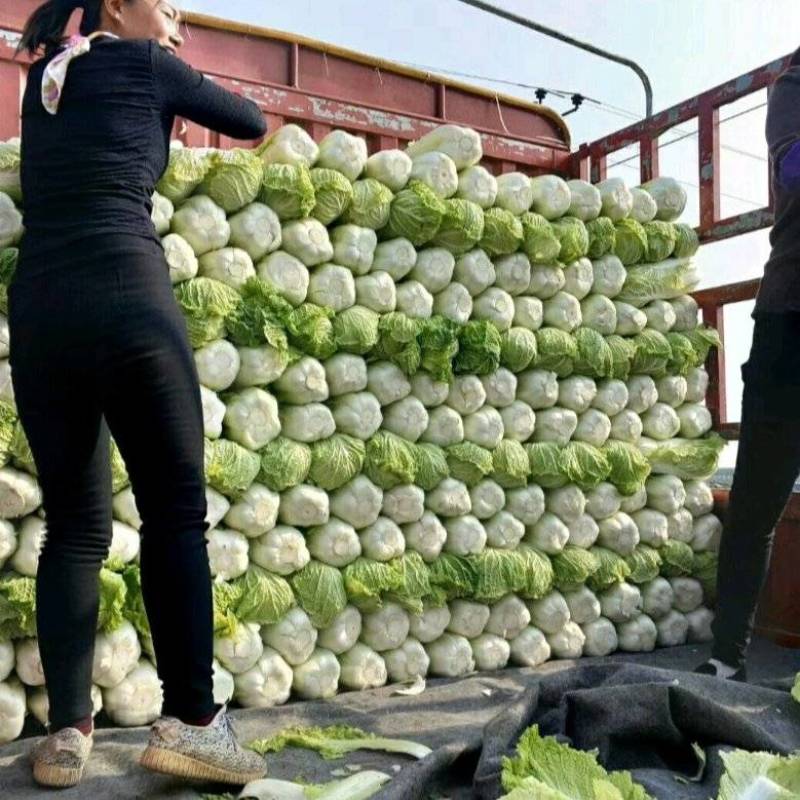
[181,0,800,465]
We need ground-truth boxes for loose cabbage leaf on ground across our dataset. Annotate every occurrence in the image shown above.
[501,725,654,799]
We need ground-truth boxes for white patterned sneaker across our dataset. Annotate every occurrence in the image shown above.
[139,705,267,785]
[29,726,93,788]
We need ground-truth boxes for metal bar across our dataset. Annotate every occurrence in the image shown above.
[640,135,659,183]
[694,278,761,306]
[583,54,791,160]
[374,135,400,152]
[570,145,591,180]
[767,82,777,212]
[692,278,759,443]
[698,208,774,244]
[698,100,721,232]
[308,122,333,142]
[453,0,654,117]
[702,304,727,430]
[0,60,21,139]
[693,277,761,443]
[592,101,699,158]
[436,83,447,120]
[590,150,608,183]
[289,42,300,88]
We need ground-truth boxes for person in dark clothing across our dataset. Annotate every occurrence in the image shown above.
[696,48,800,682]
[11,0,268,788]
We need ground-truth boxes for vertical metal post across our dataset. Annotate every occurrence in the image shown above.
[640,135,659,183]
[308,122,333,142]
[767,83,776,213]
[570,145,591,180]
[590,150,608,184]
[289,42,300,88]
[436,83,447,121]
[702,303,727,430]
[698,99,721,232]
[0,61,20,140]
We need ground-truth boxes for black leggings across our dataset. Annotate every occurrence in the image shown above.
[712,311,800,666]
[8,242,214,730]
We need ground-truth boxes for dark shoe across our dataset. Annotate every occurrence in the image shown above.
[694,659,748,682]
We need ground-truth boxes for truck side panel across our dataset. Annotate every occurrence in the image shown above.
[0,2,571,175]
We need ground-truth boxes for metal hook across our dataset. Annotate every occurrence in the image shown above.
[562,93,585,117]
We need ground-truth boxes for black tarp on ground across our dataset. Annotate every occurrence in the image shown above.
[471,663,800,799]
[0,638,798,799]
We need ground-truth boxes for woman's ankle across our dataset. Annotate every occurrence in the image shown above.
[51,716,93,737]
[177,703,222,728]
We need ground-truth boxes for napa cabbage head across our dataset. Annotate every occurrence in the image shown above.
[501,328,538,373]
[259,163,316,221]
[198,149,263,213]
[455,320,503,376]
[432,199,485,255]
[342,178,394,230]
[332,305,380,355]
[308,435,366,491]
[520,212,561,264]
[614,219,648,266]
[310,168,354,225]
[480,208,524,257]
[364,432,418,489]
[643,220,677,263]
[551,217,589,263]
[157,146,211,202]
[586,217,617,259]
[290,561,348,628]
[382,180,446,246]
[256,123,319,167]
[672,223,700,258]
[173,276,241,349]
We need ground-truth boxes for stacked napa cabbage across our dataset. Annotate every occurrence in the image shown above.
[0,124,723,742]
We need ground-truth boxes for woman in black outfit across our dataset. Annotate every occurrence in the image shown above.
[12,0,268,788]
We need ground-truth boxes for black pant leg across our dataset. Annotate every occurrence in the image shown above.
[100,260,213,721]
[711,312,800,665]
[9,324,113,730]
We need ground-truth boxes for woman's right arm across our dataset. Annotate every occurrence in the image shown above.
[151,42,267,140]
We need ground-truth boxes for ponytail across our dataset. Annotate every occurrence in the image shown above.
[18,0,104,56]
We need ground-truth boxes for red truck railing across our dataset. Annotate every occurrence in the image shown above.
[572,54,793,440]
[573,54,800,646]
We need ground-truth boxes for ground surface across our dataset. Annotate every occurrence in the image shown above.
[1,638,798,799]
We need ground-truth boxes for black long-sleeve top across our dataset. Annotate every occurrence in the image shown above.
[759,46,800,312]
[16,36,266,282]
